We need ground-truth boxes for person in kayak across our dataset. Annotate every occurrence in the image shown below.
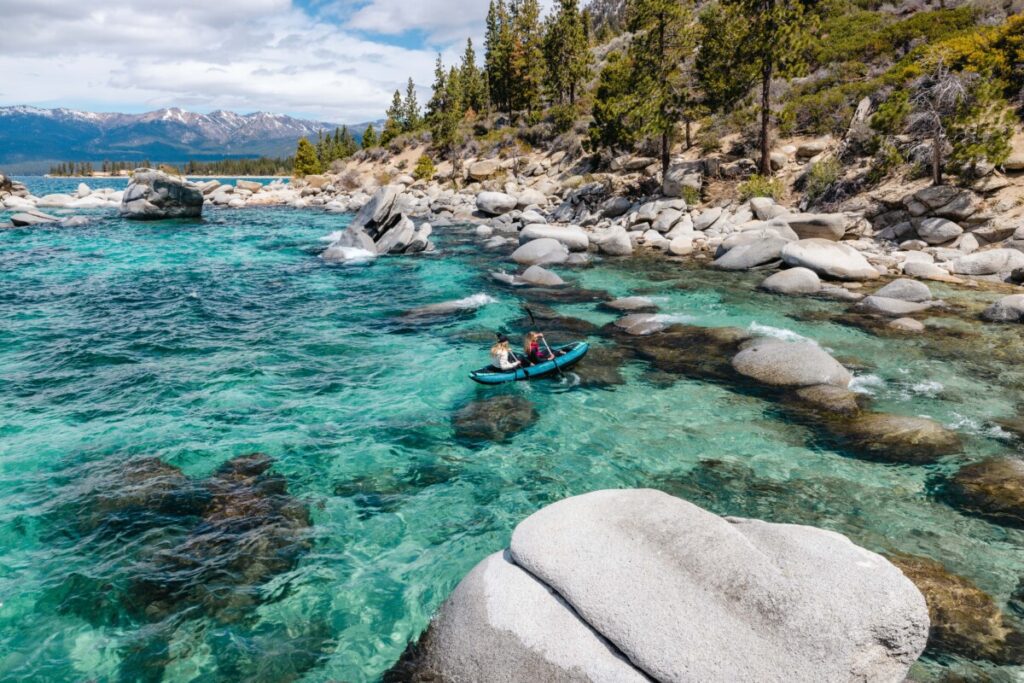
[491,334,522,371]
[524,331,553,365]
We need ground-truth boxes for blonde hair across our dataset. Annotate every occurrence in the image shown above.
[491,339,510,355]
[523,331,540,354]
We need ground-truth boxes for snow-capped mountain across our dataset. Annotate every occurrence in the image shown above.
[0,106,368,172]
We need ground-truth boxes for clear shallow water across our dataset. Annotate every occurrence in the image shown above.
[1,180,1023,681]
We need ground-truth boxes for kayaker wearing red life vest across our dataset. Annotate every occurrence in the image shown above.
[524,331,553,365]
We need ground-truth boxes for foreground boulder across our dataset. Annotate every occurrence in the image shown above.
[732,339,852,388]
[781,239,880,281]
[120,169,204,219]
[396,490,930,681]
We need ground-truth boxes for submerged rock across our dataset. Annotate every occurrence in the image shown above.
[600,296,659,313]
[130,454,311,622]
[945,458,1024,528]
[453,395,538,443]
[835,413,960,464]
[732,339,852,388]
[402,293,496,320]
[794,384,861,416]
[120,169,204,220]
[889,553,1024,664]
[855,295,932,317]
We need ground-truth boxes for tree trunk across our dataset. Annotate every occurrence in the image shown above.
[760,60,773,177]
[685,119,692,149]
[932,125,943,186]
[662,130,670,180]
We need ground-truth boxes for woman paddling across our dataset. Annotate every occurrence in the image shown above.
[490,334,522,371]
[523,331,554,365]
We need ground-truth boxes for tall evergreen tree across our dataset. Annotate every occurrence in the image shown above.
[626,0,698,176]
[460,39,487,115]
[485,0,514,116]
[361,124,378,149]
[382,89,405,144]
[544,0,590,105]
[695,2,757,114]
[426,54,448,125]
[510,0,545,114]
[434,66,466,166]
[721,0,817,175]
[403,78,422,131]
[294,137,321,176]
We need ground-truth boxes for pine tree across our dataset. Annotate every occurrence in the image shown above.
[695,2,757,114]
[426,54,449,126]
[460,39,487,115]
[293,137,322,176]
[403,78,422,131]
[510,0,545,115]
[382,89,405,144]
[433,66,465,164]
[948,77,1014,181]
[589,50,642,152]
[626,0,699,176]
[362,124,378,149]
[485,0,514,116]
[544,0,590,105]
[721,0,817,175]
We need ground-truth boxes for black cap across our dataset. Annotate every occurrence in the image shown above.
[496,333,509,342]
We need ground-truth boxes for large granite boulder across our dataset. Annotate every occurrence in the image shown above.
[732,339,852,388]
[873,279,932,303]
[120,169,204,220]
[781,239,880,281]
[323,186,433,259]
[519,224,590,252]
[949,249,1024,276]
[782,213,851,241]
[712,237,788,271]
[855,296,932,317]
[590,225,633,256]
[914,217,963,245]
[393,551,648,681]
[399,490,929,682]
[476,191,518,216]
[759,268,822,295]
[511,238,570,266]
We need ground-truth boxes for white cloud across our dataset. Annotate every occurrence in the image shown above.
[0,0,469,122]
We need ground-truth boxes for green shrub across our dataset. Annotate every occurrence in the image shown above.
[804,156,842,202]
[681,186,701,205]
[870,91,910,135]
[697,126,722,154]
[738,175,785,201]
[549,104,577,135]
[413,155,436,181]
[866,139,904,185]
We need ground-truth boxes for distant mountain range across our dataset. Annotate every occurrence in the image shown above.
[0,106,376,173]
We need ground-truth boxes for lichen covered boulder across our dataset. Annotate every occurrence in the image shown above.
[120,169,204,220]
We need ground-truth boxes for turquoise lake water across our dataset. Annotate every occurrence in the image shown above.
[2,179,1023,681]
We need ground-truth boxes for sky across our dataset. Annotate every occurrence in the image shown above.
[0,0,529,124]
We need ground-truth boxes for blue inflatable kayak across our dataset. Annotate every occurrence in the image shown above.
[469,342,589,385]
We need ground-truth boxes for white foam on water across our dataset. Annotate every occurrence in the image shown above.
[651,313,697,325]
[451,293,498,309]
[748,322,813,344]
[322,246,376,264]
[850,374,885,395]
[320,230,345,242]
[908,380,944,396]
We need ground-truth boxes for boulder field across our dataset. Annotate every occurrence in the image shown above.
[393,489,929,682]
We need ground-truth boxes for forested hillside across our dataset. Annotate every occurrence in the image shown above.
[297,0,1023,204]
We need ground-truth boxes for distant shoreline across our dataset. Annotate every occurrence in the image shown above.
[36,175,291,180]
